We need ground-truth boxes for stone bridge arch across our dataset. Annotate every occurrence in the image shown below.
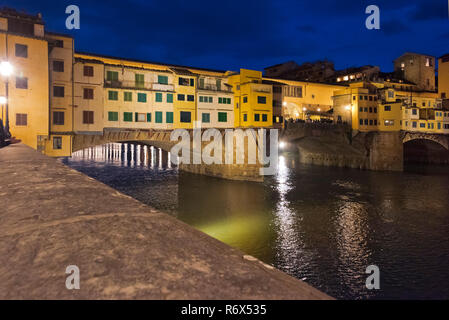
[401,132,449,150]
[72,129,175,153]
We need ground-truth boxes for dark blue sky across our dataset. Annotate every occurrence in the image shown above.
[7,0,449,72]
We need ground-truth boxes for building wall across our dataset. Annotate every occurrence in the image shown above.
[438,55,449,99]
[73,59,104,133]
[229,69,273,128]
[0,32,49,151]
[45,33,74,157]
[394,53,436,91]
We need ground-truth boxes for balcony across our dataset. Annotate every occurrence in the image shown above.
[104,80,174,91]
[198,84,232,93]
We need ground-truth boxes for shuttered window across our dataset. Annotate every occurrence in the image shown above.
[83,111,94,124]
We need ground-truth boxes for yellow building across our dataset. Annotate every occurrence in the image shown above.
[228,69,273,128]
[265,77,344,122]
[0,9,49,151]
[45,32,75,157]
[438,54,449,99]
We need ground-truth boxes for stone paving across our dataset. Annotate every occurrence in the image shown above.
[0,144,331,300]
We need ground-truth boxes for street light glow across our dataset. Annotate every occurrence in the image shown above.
[0,61,13,77]
[283,101,287,106]
[345,105,351,111]
[0,96,6,104]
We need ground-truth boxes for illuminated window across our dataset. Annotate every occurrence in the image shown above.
[53,137,62,150]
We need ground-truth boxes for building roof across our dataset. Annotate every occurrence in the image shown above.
[0,7,44,24]
[75,51,227,74]
[264,61,297,70]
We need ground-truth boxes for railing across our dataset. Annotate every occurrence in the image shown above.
[104,80,174,91]
[198,84,232,92]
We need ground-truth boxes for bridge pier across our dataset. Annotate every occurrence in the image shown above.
[367,131,403,171]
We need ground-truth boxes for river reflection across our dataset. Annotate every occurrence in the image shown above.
[62,143,449,299]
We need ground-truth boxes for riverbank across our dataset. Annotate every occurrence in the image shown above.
[0,143,331,300]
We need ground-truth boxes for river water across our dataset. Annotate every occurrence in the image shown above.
[61,143,449,300]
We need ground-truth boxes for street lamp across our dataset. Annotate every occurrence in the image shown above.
[0,61,13,138]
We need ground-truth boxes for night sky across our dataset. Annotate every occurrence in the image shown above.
[6,0,449,72]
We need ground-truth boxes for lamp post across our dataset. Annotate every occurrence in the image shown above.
[0,61,13,138]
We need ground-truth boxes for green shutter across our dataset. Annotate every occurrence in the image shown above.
[202,113,210,123]
[199,96,203,103]
[167,93,173,103]
[155,92,163,102]
[106,71,118,81]
[166,112,173,123]
[124,92,132,101]
[218,97,223,104]
[124,112,133,122]
[138,93,147,103]
[218,112,227,122]
[147,113,152,122]
[135,74,144,88]
[155,111,163,123]
[209,97,213,103]
[108,111,118,121]
[158,75,168,84]
[135,112,139,122]
[108,91,118,100]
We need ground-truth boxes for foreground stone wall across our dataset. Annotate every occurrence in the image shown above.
[0,144,331,300]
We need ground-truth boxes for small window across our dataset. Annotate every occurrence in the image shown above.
[187,95,195,102]
[83,111,94,124]
[262,114,268,122]
[167,93,173,103]
[202,113,210,123]
[53,86,64,97]
[15,44,28,58]
[155,92,163,102]
[412,109,417,115]
[254,114,260,121]
[53,111,64,125]
[374,107,377,113]
[420,123,425,128]
[53,61,64,72]
[16,113,27,126]
[138,93,147,103]
[364,119,368,125]
[54,40,64,48]
[53,137,62,150]
[412,122,417,128]
[106,71,119,81]
[218,112,227,122]
[135,113,146,122]
[158,75,168,85]
[135,74,145,88]
[243,114,248,122]
[258,96,267,104]
[166,112,174,124]
[108,111,118,122]
[16,77,28,89]
[243,96,248,103]
[178,77,190,86]
[359,119,363,125]
[177,94,185,101]
[155,111,163,123]
[123,112,133,122]
[147,113,152,122]
[124,92,132,102]
[83,88,94,100]
[384,105,391,111]
[359,107,363,112]
[84,66,94,77]
[108,91,118,101]
[180,111,191,123]
[209,97,213,103]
